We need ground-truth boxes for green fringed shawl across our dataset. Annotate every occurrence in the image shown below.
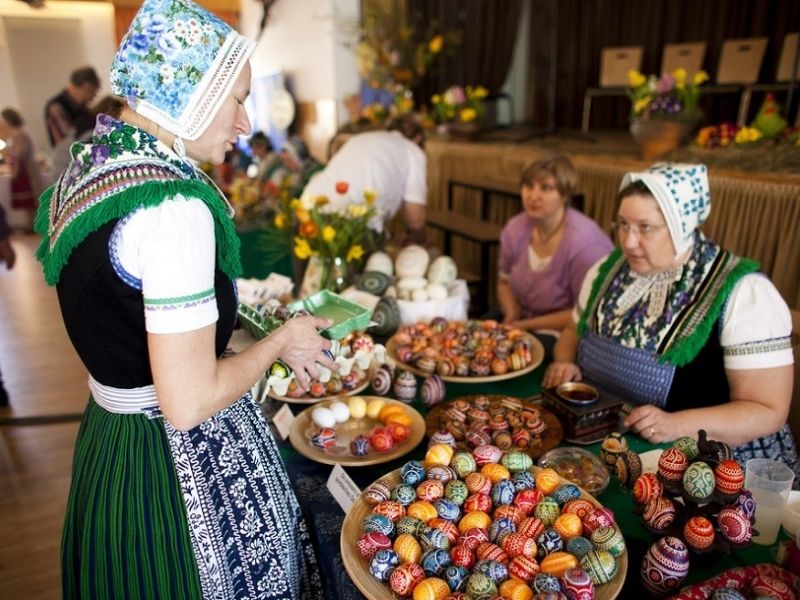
[36,176,242,287]
[577,246,759,367]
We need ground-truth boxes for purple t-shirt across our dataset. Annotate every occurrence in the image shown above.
[499,208,613,319]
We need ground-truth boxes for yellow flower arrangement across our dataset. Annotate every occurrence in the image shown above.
[627,68,708,122]
[430,85,489,124]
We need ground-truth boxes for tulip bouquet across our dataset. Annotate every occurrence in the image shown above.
[627,68,709,122]
[430,85,489,124]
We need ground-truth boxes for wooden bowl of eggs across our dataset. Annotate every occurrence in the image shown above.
[288,397,425,466]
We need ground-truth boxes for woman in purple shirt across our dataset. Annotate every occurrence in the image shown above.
[497,154,613,336]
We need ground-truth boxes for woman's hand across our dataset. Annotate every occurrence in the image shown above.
[271,316,339,390]
[542,361,582,388]
[624,404,676,444]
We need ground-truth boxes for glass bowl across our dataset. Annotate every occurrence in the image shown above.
[538,446,611,495]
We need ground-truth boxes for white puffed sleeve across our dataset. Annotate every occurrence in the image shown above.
[721,273,793,370]
[112,195,219,333]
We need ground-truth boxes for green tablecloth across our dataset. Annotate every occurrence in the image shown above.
[238,228,293,280]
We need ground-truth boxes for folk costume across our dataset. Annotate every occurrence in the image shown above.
[575,164,797,475]
[36,1,323,597]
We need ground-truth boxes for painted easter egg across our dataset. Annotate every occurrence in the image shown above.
[501,532,537,560]
[391,484,417,506]
[539,551,578,578]
[536,528,564,557]
[396,516,426,537]
[370,428,396,453]
[445,480,469,506]
[508,554,539,583]
[714,458,745,496]
[580,549,618,585]
[373,500,406,522]
[551,484,581,507]
[657,447,689,483]
[389,562,425,596]
[412,576,450,600]
[393,370,417,402]
[488,516,516,545]
[751,574,795,600]
[491,480,517,506]
[465,571,497,598]
[566,536,593,559]
[710,590,747,600]
[394,532,423,564]
[418,527,451,552]
[369,548,399,581]
[417,479,444,502]
[562,567,595,600]
[349,434,370,456]
[433,498,460,522]
[643,496,676,533]
[513,488,544,516]
[589,526,626,557]
[532,572,562,593]
[553,513,583,540]
[371,365,394,396]
[735,488,756,520]
[364,480,392,506]
[498,578,534,600]
[473,444,504,466]
[500,451,533,473]
[599,432,629,466]
[421,375,446,407]
[633,472,663,506]
[473,558,509,584]
[407,500,439,524]
[451,451,478,479]
[425,443,455,468]
[673,435,699,460]
[517,516,545,540]
[420,548,451,577]
[481,462,511,484]
[512,471,537,491]
[682,461,715,501]
[428,430,457,449]
[358,531,393,560]
[311,427,336,449]
[534,497,561,526]
[535,468,561,495]
[561,499,595,520]
[401,460,426,487]
[443,564,470,593]
[717,506,752,545]
[683,515,715,551]
[640,537,689,597]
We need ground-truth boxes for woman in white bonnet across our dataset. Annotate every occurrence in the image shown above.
[544,163,796,477]
[37,0,330,597]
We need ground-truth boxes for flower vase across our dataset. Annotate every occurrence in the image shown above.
[320,255,350,293]
[447,121,480,141]
[630,118,694,162]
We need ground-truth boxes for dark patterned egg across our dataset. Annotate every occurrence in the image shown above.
[582,507,615,535]
[532,572,562,593]
[420,548,451,576]
[393,370,417,402]
[566,536,593,558]
[512,471,537,491]
[683,515,715,551]
[368,548,399,581]
[710,589,747,600]
[673,435,699,459]
[443,564,470,592]
[580,549,618,585]
[434,498,461,522]
[401,460,426,487]
[599,432,629,466]
[491,480,517,506]
[633,472,663,506]
[714,458,745,496]
[613,450,643,487]
[717,506,752,545]
[640,537,689,597]
[419,526,451,553]
[682,461,715,501]
[427,464,457,483]
[474,559,509,584]
[428,430,457,448]
[388,562,424,596]
[488,516,516,545]
[349,434,370,457]
[357,531,392,560]
[445,480,469,506]
[735,488,756,520]
[643,496,676,533]
[562,567,595,600]
[396,516,425,537]
[364,480,392,506]
[551,484,581,507]
[311,427,336,449]
[370,364,394,396]
[421,374,446,407]
[390,484,417,506]
[536,528,564,557]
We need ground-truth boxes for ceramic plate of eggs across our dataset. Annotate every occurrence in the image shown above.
[268,365,372,404]
[288,397,426,466]
[386,320,545,383]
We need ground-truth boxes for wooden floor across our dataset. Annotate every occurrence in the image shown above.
[0,233,88,598]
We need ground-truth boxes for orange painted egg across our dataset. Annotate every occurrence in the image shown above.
[480,462,511,483]
[416,479,444,502]
[373,500,406,522]
[425,443,455,468]
[535,468,561,495]
[394,532,422,564]
[494,504,525,526]
[476,541,510,564]
[683,515,715,551]
[379,404,406,423]
[370,428,396,453]
[553,513,583,540]
[412,577,450,600]
[407,500,439,524]
[633,472,663,506]
[508,554,540,583]
[501,532,537,559]
[498,578,534,600]
[540,551,578,577]
[562,499,596,520]
[387,412,414,429]
[465,472,492,495]
[458,511,492,533]
[714,459,745,496]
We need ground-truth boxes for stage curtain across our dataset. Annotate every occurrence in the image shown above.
[407,0,524,107]
[525,0,800,129]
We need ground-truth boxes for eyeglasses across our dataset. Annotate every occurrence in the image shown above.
[611,220,668,238]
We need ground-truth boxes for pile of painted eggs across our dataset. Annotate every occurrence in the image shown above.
[310,398,414,456]
[283,364,368,399]
[429,395,548,452]
[599,432,644,488]
[355,444,626,598]
[392,320,535,378]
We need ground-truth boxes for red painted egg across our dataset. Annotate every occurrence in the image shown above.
[370,428,396,453]
[643,496,676,533]
[464,493,492,513]
[465,472,492,495]
[417,480,444,502]
[357,531,392,559]
[517,516,545,540]
[389,562,425,596]
[458,527,489,551]
[476,541,509,564]
[450,544,475,569]
[633,472,663,506]
[501,532,537,559]
[717,506,752,545]
[494,504,525,526]
[514,488,544,515]
[683,516,715,551]
[714,459,745,495]
[657,447,688,482]
[508,554,540,583]
[562,499,596,520]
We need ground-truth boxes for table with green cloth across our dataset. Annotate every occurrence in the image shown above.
[260,365,780,599]
[238,228,293,280]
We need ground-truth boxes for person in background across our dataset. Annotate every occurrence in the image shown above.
[1,108,44,231]
[0,202,15,407]
[301,114,427,244]
[279,134,323,199]
[496,154,613,355]
[249,130,285,193]
[44,65,100,147]
[38,0,332,597]
[543,163,796,477]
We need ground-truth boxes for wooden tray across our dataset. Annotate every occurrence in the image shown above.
[425,394,563,459]
[341,466,627,599]
[268,369,372,405]
[385,332,544,383]
[288,397,425,467]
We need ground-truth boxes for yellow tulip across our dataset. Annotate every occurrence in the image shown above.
[628,69,646,88]
[428,34,443,53]
[322,225,336,242]
[634,97,652,115]
[431,94,441,105]
[460,107,477,122]
[672,68,687,86]
[315,195,330,207]
[347,245,364,262]
[364,190,377,205]
[290,198,302,210]
[294,237,312,260]
[348,203,368,218]
[693,70,709,85]
[274,213,287,229]
[295,208,310,223]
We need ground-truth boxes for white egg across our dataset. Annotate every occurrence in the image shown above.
[411,288,429,302]
[365,251,394,277]
[329,401,350,423]
[397,276,428,291]
[426,282,448,300]
[427,255,458,286]
[395,245,430,278]
[398,288,413,301]
[384,285,397,298]
[311,407,336,428]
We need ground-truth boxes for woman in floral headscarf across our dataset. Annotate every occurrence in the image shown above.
[37,0,331,597]
[543,163,796,476]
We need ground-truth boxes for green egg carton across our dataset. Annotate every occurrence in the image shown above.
[287,290,372,339]
[237,303,283,340]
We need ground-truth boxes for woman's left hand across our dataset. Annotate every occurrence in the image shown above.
[625,404,676,444]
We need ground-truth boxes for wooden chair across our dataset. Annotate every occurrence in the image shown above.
[581,46,644,133]
[738,33,800,127]
[703,37,769,125]
[660,42,706,80]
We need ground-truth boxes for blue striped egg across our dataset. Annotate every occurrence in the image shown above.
[443,565,470,592]
[369,549,399,581]
[434,498,461,522]
[420,548,451,577]
[491,479,517,506]
[551,484,581,506]
[362,514,395,537]
[401,460,426,487]
[474,559,509,584]
[488,516,516,544]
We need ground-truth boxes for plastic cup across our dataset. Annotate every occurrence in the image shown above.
[745,458,795,545]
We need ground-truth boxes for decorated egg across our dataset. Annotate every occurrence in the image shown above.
[582,507,615,535]
[580,549,618,585]
[450,544,476,569]
[434,498,460,522]
[451,451,477,479]
[517,516,545,540]
[710,590,746,600]
[717,506,752,545]
[373,500,406,522]
[371,365,394,397]
[498,578,534,600]
[419,526,451,552]
[534,497,561,526]
[348,396,367,419]
[427,255,458,286]
[311,407,335,429]
[366,397,387,419]
[473,444,503,466]
[714,459,745,496]
[657,447,689,483]
[513,471,537,491]
[640,537,689,597]
[387,421,411,443]
[476,541,509,564]
[561,499,595,520]
[488,516,516,545]
[551,484,581,507]
[311,427,336,449]
[361,514,395,537]
[599,432,629,466]
[417,480,444,502]
[428,465,457,484]
[350,434,370,456]
[428,430,456,448]
[500,451,533,473]
[535,551,578,580]
[370,428,396,453]
[459,511,492,534]
[682,461,716,501]
[465,572,497,598]
[501,532,537,560]
[735,488,756,520]
[536,528,564,557]
[444,480,469,505]
[329,401,350,423]
[389,562,425,596]
[407,500,438,524]
[443,564,470,592]
[536,468,561,495]
[358,531,393,560]
[566,536,593,559]
[532,573,562,593]
[493,431,514,450]
[633,472,663,506]
[419,548,451,577]
[481,462,511,484]
[513,488,544,516]
[613,450,643,487]
[643,496,676,533]
[458,527,489,551]
[421,375,446,407]
[553,513,583,540]
[365,251,394,277]
[401,460,426,487]
[412,576,449,600]
[392,484,417,506]
[430,518,460,545]
[562,567,594,600]
[474,559,508,584]
[425,443,455,468]
[673,435,699,460]
[683,515,715,551]
[491,480,517,506]
[494,504,524,526]
[397,516,426,537]
[364,480,392,506]
[509,554,539,583]
[590,526,626,557]
[394,532,423,563]
[369,548,399,581]
[393,370,417,402]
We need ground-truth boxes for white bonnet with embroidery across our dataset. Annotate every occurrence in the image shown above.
[620,162,711,256]
[109,0,255,143]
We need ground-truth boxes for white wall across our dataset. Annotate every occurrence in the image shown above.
[0,0,116,156]
[241,0,360,159]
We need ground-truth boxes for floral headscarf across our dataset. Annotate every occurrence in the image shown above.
[620,163,711,257]
[110,0,254,144]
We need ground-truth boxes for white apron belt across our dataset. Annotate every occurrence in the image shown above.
[89,375,159,414]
